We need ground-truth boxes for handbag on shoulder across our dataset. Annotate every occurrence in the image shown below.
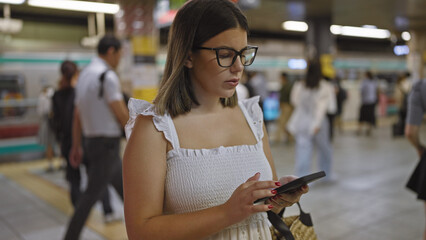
[268,202,318,240]
[406,152,426,200]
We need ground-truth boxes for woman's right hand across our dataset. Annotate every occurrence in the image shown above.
[221,172,280,224]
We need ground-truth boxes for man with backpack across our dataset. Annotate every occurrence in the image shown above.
[64,34,129,240]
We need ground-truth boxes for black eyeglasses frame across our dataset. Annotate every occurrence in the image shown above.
[195,45,258,68]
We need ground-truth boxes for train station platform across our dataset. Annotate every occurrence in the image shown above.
[0,124,424,240]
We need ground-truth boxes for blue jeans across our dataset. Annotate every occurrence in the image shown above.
[294,119,333,179]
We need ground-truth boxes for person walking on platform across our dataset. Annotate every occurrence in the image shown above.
[393,72,412,136]
[405,79,426,240]
[64,35,128,240]
[357,71,379,136]
[332,76,347,134]
[122,1,308,239]
[51,60,118,225]
[274,72,294,143]
[287,59,336,180]
[36,84,56,172]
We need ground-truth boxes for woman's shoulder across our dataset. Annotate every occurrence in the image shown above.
[127,98,156,117]
[125,98,172,140]
[239,96,260,111]
[239,96,263,121]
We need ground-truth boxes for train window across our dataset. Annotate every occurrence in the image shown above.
[0,74,26,118]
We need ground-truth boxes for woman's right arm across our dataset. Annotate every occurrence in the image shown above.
[123,115,279,240]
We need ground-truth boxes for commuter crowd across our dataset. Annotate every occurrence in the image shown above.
[33,1,425,239]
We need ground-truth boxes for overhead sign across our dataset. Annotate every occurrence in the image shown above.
[0,18,23,34]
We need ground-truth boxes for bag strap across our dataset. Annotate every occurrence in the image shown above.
[268,202,313,240]
[278,202,313,226]
[98,70,109,98]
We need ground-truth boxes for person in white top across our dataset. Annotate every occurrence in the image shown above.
[123,1,308,239]
[64,35,129,240]
[37,85,56,172]
[287,59,336,180]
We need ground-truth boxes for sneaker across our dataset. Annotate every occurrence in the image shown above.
[104,212,123,224]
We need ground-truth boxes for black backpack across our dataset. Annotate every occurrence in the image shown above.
[98,70,129,137]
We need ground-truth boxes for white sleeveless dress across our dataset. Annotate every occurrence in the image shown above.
[125,96,273,240]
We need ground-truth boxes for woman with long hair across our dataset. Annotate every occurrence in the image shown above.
[123,1,308,239]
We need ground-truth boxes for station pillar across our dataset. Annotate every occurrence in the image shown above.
[407,30,426,80]
[115,0,159,102]
[305,16,336,78]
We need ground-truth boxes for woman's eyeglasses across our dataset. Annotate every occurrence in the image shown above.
[195,46,258,68]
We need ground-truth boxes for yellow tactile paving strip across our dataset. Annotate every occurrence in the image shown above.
[0,159,127,240]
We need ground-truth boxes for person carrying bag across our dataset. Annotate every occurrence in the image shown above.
[405,79,426,240]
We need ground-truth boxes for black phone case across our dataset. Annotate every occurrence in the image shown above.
[254,171,326,203]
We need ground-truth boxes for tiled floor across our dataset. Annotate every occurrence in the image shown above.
[0,124,424,240]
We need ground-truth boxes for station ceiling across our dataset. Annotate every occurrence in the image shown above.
[246,0,426,34]
[3,0,426,35]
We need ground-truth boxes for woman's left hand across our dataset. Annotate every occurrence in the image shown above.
[266,175,309,213]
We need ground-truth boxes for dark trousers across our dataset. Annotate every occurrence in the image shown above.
[62,140,113,214]
[64,137,123,240]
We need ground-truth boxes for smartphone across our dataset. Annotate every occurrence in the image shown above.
[254,171,326,204]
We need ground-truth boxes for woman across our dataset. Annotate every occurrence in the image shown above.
[123,0,308,239]
[357,71,379,136]
[51,61,81,206]
[287,60,336,180]
[405,79,426,240]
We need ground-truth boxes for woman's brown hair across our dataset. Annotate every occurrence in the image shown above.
[154,0,249,117]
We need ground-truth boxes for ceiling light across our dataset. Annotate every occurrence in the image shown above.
[282,21,308,32]
[361,25,377,29]
[401,31,411,41]
[330,25,390,39]
[28,0,120,14]
[288,59,307,69]
[0,0,25,4]
[393,45,409,56]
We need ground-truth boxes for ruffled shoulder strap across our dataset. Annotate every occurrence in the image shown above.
[125,98,180,149]
[239,96,264,142]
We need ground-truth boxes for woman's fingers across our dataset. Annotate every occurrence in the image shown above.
[278,175,298,185]
[251,203,274,213]
[246,172,261,183]
[251,188,277,201]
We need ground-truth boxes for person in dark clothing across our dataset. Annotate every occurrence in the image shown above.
[405,79,426,240]
[51,60,118,223]
[330,76,347,136]
[357,71,379,136]
[52,61,80,206]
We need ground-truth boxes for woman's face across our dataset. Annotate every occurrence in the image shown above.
[187,27,247,101]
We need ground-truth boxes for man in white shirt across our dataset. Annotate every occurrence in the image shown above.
[64,35,129,240]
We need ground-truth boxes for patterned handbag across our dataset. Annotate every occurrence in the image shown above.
[268,202,318,240]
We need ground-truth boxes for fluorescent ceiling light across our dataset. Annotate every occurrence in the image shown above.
[361,25,377,29]
[0,0,25,4]
[28,0,120,14]
[401,31,411,41]
[330,25,390,39]
[282,21,308,32]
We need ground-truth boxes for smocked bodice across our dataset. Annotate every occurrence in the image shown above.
[125,97,273,240]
